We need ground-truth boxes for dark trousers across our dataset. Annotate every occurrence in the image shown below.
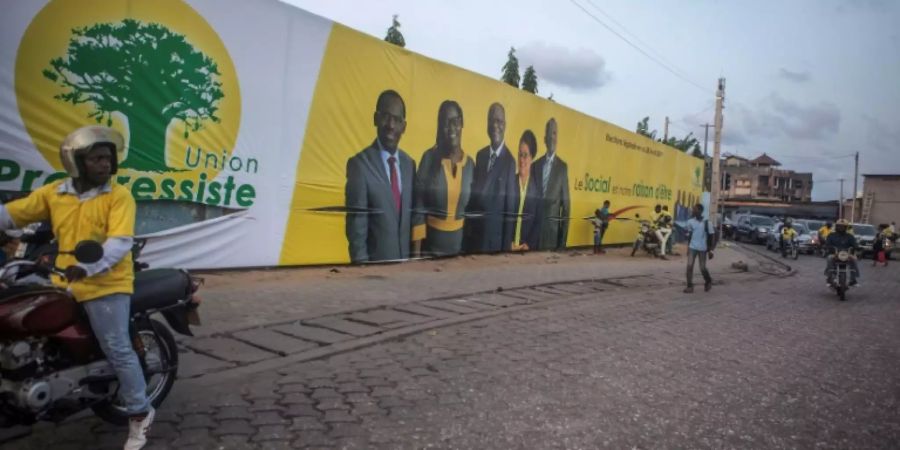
[593,223,608,252]
[686,249,712,287]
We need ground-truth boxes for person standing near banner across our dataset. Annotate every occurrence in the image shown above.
[653,204,673,259]
[345,90,416,263]
[589,200,611,254]
[465,102,517,254]
[533,118,570,251]
[413,100,475,257]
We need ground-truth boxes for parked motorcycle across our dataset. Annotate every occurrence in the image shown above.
[2,222,55,266]
[827,249,854,301]
[0,239,202,427]
[631,214,661,258]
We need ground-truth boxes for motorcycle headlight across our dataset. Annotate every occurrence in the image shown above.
[837,251,850,261]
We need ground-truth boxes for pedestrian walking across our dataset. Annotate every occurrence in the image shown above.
[684,203,716,293]
[873,224,890,267]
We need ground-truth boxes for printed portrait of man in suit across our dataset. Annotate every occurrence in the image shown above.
[533,118,570,250]
[345,90,416,263]
[465,102,517,253]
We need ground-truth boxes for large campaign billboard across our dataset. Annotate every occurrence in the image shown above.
[0,0,703,269]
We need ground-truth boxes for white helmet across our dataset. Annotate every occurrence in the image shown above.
[59,126,124,178]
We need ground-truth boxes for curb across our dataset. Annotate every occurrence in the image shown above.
[177,257,779,396]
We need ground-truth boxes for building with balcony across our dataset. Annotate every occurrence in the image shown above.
[720,153,813,203]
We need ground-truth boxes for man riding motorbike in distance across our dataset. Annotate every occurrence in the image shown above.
[780,218,797,254]
[0,126,154,450]
[824,219,861,287]
[817,221,832,255]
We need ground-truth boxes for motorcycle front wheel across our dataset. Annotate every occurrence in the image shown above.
[837,272,847,301]
[91,319,178,425]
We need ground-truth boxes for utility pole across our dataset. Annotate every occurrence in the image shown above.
[710,78,725,228]
[850,151,859,222]
[701,123,713,191]
[838,178,845,220]
[663,116,670,142]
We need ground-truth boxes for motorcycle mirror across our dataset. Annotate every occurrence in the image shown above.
[73,240,104,264]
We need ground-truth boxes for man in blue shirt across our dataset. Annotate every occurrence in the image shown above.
[684,203,716,293]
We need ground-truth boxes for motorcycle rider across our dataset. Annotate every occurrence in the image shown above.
[780,218,797,255]
[818,221,831,243]
[0,126,153,449]
[824,219,860,286]
[653,204,672,259]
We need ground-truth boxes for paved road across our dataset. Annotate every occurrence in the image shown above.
[8,248,900,449]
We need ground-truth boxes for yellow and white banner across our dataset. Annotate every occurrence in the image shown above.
[0,0,702,269]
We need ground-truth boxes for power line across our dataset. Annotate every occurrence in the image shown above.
[568,0,709,94]
[583,0,697,85]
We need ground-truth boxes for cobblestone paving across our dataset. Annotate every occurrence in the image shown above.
[8,254,900,449]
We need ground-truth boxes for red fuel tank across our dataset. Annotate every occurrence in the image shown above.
[0,286,77,339]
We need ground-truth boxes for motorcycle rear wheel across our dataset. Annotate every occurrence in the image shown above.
[91,319,178,425]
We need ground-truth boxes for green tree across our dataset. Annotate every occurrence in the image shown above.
[521,65,538,94]
[43,19,224,172]
[636,116,657,139]
[501,47,520,88]
[384,14,406,48]
[662,132,701,154]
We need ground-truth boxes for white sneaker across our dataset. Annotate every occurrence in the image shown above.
[124,406,155,450]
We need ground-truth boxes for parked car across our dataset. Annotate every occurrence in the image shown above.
[734,215,776,245]
[766,222,814,254]
[851,223,879,257]
[802,219,825,232]
[792,219,826,253]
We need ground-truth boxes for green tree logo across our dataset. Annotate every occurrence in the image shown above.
[42,19,224,173]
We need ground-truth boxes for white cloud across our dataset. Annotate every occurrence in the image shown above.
[516,42,611,91]
[737,93,841,141]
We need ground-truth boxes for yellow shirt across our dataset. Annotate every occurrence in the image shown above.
[514,175,528,246]
[5,180,135,302]
[781,227,797,239]
[818,226,831,239]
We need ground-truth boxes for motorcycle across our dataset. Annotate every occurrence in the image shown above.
[0,239,202,427]
[4,222,54,261]
[827,248,855,301]
[781,237,799,260]
[631,214,661,258]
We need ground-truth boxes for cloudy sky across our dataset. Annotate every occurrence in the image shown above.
[284,0,899,201]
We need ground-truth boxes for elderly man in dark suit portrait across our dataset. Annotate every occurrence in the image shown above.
[465,102,517,253]
[345,90,416,263]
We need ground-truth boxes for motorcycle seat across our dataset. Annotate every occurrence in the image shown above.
[131,269,191,313]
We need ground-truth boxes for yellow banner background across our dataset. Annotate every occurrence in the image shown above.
[280,25,702,265]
